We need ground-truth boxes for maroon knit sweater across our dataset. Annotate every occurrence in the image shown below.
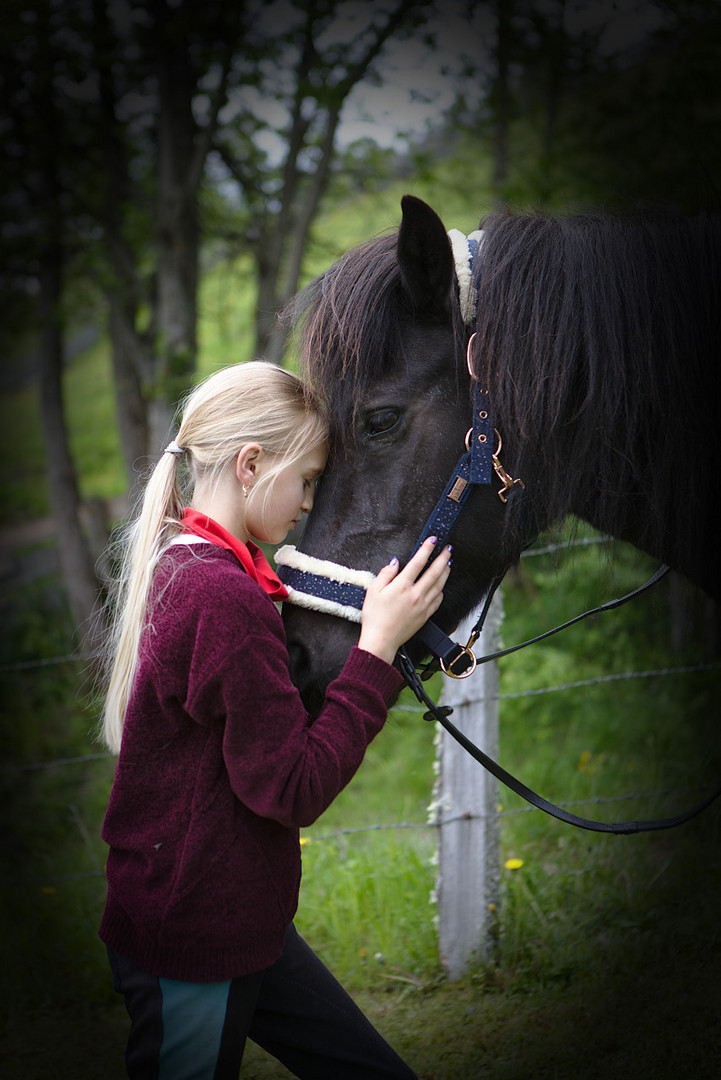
[99,544,403,982]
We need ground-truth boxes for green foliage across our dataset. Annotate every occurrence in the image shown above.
[296,831,438,990]
[0,382,47,520]
[557,17,721,213]
[0,133,498,523]
[64,338,125,503]
[197,253,258,374]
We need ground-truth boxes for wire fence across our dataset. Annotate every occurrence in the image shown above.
[2,657,719,886]
[12,776,721,888]
[8,780,720,887]
[2,661,718,776]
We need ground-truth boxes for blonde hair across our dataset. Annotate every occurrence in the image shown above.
[100,361,328,754]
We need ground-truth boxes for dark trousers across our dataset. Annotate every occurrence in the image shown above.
[107,923,418,1079]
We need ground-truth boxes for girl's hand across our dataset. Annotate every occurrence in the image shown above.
[357,537,452,664]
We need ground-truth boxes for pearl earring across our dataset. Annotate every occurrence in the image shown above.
[242,484,249,498]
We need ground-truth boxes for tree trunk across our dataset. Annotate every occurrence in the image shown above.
[152,1,201,451]
[538,0,567,207]
[249,0,421,361]
[34,12,105,658]
[92,0,155,475]
[38,255,104,658]
[108,298,150,489]
[256,101,343,365]
[255,240,285,363]
[152,203,199,453]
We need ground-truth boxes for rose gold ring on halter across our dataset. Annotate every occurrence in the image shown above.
[441,645,478,679]
[466,332,477,380]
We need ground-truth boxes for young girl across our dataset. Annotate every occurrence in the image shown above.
[99,360,451,1080]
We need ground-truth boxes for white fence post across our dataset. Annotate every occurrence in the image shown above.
[431,592,503,980]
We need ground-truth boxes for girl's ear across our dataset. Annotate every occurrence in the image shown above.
[235,443,263,486]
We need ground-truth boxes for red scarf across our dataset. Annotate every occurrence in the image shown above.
[181,508,289,602]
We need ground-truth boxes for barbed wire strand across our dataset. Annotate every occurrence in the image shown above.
[2,662,718,774]
[6,783,716,888]
[0,751,114,773]
[392,661,721,710]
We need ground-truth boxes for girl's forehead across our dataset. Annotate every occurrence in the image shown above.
[302,444,328,472]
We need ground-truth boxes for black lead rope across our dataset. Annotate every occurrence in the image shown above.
[396,432,721,830]
[397,629,721,834]
[398,564,721,834]
[417,562,673,682]
[403,652,721,834]
[467,562,672,668]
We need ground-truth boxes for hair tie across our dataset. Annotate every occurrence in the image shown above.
[165,440,186,457]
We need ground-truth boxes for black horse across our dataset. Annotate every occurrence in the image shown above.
[283,195,721,712]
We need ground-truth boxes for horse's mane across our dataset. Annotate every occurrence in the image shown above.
[473,209,721,547]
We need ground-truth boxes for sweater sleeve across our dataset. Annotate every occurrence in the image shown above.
[185,569,404,829]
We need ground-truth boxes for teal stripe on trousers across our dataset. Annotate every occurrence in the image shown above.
[158,976,232,1080]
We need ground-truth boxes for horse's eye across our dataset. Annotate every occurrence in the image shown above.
[366,409,399,436]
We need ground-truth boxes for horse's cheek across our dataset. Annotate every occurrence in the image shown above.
[305,456,409,567]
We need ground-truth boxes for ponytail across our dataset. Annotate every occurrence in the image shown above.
[100,450,186,753]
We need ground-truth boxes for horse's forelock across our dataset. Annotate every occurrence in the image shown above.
[289,233,406,433]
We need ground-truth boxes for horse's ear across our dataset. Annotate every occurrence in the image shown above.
[397,195,454,319]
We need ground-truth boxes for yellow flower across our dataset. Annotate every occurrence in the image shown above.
[578,749,593,772]
[504,857,524,871]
